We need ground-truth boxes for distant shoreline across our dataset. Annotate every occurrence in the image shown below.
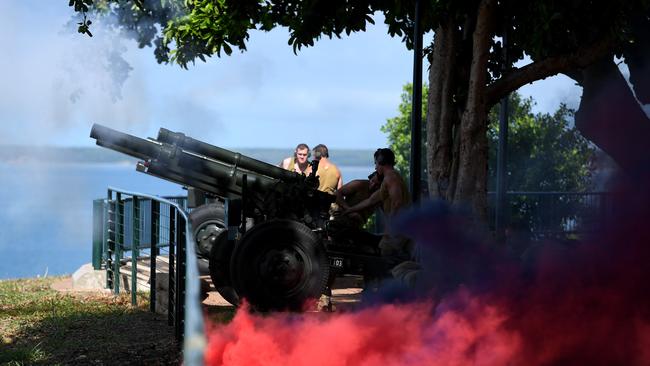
[0,146,375,166]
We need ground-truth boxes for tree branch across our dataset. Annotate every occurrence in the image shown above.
[486,37,614,105]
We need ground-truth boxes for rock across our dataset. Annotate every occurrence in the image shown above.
[155,272,169,315]
[72,263,107,290]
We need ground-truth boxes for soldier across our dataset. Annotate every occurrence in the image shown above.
[334,171,383,228]
[312,144,342,195]
[328,171,383,248]
[279,143,311,174]
[344,148,412,262]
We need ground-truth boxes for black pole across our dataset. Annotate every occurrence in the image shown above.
[495,31,509,243]
[410,0,423,203]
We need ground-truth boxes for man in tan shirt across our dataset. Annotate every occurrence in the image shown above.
[312,144,342,195]
[344,148,411,262]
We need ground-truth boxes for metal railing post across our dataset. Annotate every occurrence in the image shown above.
[115,192,123,295]
[131,196,140,306]
[92,199,104,270]
[106,190,115,290]
[176,214,187,342]
[168,206,176,327]
[150,200,160,313]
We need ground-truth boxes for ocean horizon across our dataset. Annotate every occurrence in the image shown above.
[0,161,374,280]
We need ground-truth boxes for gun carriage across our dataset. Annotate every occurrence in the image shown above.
[90,124,389,310]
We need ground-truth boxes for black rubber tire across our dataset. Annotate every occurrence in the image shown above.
[190,203,226,259]
[208,232,240,306]
[230,220,329,311]
[189,203,239,306]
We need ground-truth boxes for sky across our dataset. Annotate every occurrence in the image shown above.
[0,1,583,150]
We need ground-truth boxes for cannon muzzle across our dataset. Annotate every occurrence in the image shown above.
[90,124,161,161]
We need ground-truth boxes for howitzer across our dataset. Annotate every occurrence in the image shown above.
[91,124,388,310]
[91,124,332,224]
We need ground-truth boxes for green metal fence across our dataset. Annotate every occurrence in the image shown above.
[92,188,204,365]
[487,191,616,239]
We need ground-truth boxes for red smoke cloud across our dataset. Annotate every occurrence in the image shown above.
[205,181,650,365]
[205,297,521,366]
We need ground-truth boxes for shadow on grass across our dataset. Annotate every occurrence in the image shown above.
[0,278,180,366]
[2,306,180,366]
[5,309,181,365]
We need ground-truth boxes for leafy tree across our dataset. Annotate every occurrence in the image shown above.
[68,0,650,221]
[487,95,594,193]
[487,95,596,235]
[386,85,596,232]
[422,0,650,221]
[386,85,594,192]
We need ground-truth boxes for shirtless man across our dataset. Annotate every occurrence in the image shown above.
[312,144,342,195]
[328,171,383,248]
[344,148,411,262]
[279,143,310,174]
[335,171,382,228]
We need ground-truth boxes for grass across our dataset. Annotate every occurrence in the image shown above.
[0,277,179,365]
[204,305,236,324]
[0,343,47,365]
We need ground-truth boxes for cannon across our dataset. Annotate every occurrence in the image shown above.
[91,124,389,310]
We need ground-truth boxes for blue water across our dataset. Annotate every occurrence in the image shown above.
[0,162,373,279]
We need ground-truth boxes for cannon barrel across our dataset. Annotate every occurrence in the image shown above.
[140,157,278,198]
[90,124,161,161]
[90,124,282,196]
[157,128,300,182]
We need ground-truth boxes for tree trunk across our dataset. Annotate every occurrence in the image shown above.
[427,19,459,200]
[455,0,494,220]
[425,0,493,221]
[426,0,495,220]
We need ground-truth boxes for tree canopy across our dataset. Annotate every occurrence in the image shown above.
[70,0,650,85]
[69,0,425,68]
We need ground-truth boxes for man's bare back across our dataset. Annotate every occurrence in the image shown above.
[344,148,412,261]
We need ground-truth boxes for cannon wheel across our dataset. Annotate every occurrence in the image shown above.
[189,203,239,306]
[230,219,329,311]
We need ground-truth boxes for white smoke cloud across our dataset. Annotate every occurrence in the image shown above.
[0,3,413,149]
[0,2,165,146]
